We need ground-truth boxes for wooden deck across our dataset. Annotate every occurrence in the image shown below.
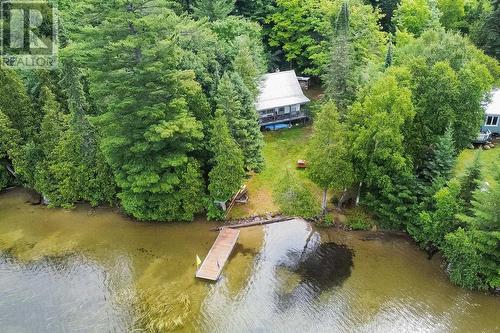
[196,228,240,281]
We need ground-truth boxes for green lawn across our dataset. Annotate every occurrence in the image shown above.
[455,141,500,184]
[230,125,322,219]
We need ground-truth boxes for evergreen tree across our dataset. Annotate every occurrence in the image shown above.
[216,72,264,172]
[459,151,482,209]
[307,101,354,213]
[412,179,464,248]
[323,2,355,112]
[420,126,456,184]
[0,109,20,189]
[474,1,500,59]
[207,110,245,220]
[46,61,116,207]
[67,2,207,220]
[385,39,394,68]
[193,0,235,21]
[445,167,500,290]
[33,86,65,202]
[0,67,37,141]
[232,36,261,96]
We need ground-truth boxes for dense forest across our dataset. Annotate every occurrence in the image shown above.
[0,0,499,290]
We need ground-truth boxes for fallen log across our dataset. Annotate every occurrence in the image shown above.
[211,216,297,231]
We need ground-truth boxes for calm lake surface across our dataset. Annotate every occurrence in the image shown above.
[0,188,499,333]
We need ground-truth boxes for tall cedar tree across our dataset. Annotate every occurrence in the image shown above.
[307,101,354,213]
[324,2,355,113]
[207,110,246,220]
[66,1,207,221]
[0,109,20,189]
[193,0,235,21]
[216,72,264,172]
[33,86,65,203]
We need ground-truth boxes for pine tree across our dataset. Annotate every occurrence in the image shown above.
[193,0,235,21]
[207,110,246,220]
[307,101,354,213]
[323,2,355,113]
[67,2,207,220]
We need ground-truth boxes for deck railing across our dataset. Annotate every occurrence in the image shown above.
[259,112,307,125]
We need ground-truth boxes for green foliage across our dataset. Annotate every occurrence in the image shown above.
[393,0,433,36]
[323,2,357,111]
[473,1,500,59]
[437,0,465,28]
[207,110,246,220]
[442,227,485,289]
[274,170,320,218]
[365,174,420,229]
[216,73,264,172]
[0,67,36,142]
[307,101,354,212]
[268,0,386,75]
[368,0,401,32]
[458,151,482,210]
[0,109,20,190]
[396,30,497,162]
[420,126,456,185]
[453,168,500,289]
[234,0,276,21]
[346,209,373,230]
[349,67,414,192]
[193,0,235,21]
[410,179,464,247]
[65,2,211,220]
[384,39,394,68]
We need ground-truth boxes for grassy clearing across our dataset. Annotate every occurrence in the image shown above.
[455,141,500,184]
[230,125,323,219]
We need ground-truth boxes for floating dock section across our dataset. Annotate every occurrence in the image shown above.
[196,228,240,281]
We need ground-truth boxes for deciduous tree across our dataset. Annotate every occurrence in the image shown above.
[307,101,354,213]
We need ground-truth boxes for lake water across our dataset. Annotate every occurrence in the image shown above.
[0,188,498,332]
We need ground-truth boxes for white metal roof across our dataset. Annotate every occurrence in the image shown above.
[255,70,310,111]
[485,89,500,115]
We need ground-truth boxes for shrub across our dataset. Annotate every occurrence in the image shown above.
[274,170,320,218]
[346,209,373,230]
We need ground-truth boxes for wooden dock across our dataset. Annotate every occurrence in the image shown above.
[196,228,240,281]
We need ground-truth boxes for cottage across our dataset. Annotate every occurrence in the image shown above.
[255,70,310,127]
[481,89,500,135]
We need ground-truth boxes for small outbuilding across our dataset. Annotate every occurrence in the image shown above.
[481,89,500,135]
[255,70,310,127]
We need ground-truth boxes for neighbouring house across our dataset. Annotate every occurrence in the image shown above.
[256,70,310,127]
[481,89,500,135]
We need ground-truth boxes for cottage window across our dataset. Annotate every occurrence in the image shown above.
[290,105,299,113]
[486,116,499,126]
[278,107,285,115]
